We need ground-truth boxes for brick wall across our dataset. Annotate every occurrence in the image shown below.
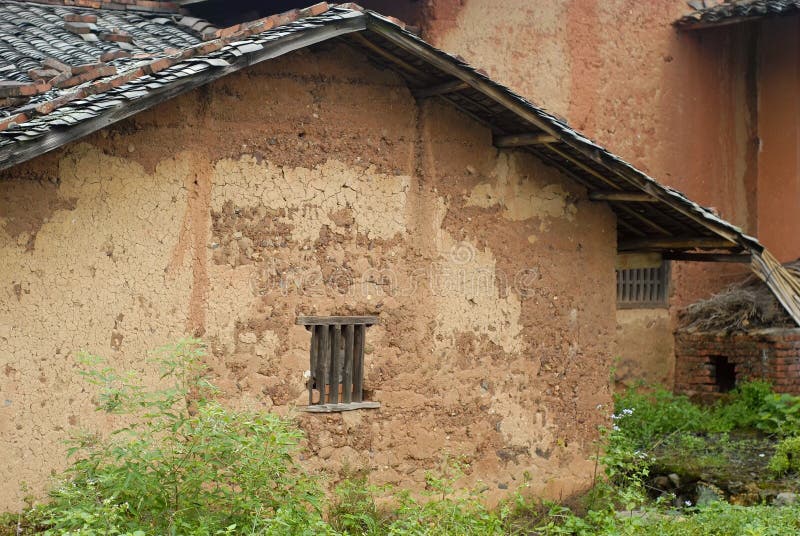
[675,328,800,397]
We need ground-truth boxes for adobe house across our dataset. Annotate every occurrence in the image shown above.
[398,1,800,391]
[0,0,786,510]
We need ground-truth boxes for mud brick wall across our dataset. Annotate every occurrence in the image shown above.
[675,329,800,396]
[0,42,617,511]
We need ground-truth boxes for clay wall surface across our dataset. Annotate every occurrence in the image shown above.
[756,16,800,262]
[418,0,773,385]
[0,43,617,510]
[675,329,800,397]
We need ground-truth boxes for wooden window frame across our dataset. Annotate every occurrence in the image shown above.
[296,316,381,413]
[616,261,670,309]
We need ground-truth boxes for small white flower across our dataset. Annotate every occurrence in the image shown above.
[685,500,692,506]
[759,453,766,457]
[613,425,620,431]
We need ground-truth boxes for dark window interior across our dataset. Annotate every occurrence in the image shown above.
[711,355,737,393]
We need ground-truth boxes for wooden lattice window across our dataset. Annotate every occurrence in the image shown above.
[296,316,381,413]
[616,262,670,308]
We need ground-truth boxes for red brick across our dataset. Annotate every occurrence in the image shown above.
[299,2,329,17]
[42,57,72,74]
[0,80,49,97]
[100,31,133,43]
[63,13,97,22]
[27,68,61,81]
[64,21,95,34]
[99,50,132,62]
[71,62,105,75]
[0,113,28,131]
[270,9,299,27]
[215,24,242,39]
[142,57,176,74]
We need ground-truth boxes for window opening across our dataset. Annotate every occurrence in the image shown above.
[296,315,380,412]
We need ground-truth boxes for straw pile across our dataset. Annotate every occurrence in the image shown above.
[678,256,800,332]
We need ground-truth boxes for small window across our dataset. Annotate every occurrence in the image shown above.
[296,316,381,413]
[616,262,670,308]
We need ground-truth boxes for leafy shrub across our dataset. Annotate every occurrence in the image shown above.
[30,339,331,536]
[768,436,800,476]
[612,387,709,447]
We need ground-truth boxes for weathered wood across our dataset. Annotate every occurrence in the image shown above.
[309,326,319,405]
[589,191,657,202]
[318,325,330,404]
[0,13,369,172]
[663,252,752,263]
[543,143,623,190]
[613,203,673,236]
[343,324,354,404]
[329,325,341,404]
[296,316,379,326]
[349,32,432,80]
[413,79,469,99]
[493,132,558,148]
[353,324,365,403]
[300,401,381,413]
[616,252,663,270]
[619,237,737,251]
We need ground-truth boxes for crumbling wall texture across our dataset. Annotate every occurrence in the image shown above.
[675,329,800,396]
[0,42,616,511]
[419,0,800,384]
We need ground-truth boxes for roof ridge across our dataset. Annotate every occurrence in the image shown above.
[8,0,180,14]
[0,2,335,131]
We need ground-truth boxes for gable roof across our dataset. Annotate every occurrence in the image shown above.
[4,1,800,324]
[676,0,800,29]
[0,1,761,255]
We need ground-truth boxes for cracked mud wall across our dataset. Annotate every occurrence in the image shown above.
[0,42,615,510]
[421,0,761,386]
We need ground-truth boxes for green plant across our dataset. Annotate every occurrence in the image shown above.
[34,339,331,536]
[768,435,800,476]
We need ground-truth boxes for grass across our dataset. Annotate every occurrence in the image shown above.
[4,342,800,535]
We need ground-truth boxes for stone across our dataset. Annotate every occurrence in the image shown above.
[774,492,797,506]
[695,482,724,507]
[668,473,681,488]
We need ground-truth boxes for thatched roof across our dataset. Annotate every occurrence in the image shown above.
[678,260,800,332]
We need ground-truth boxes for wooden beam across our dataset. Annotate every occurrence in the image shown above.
[365,17,563,139]
[297,315,379,326]
[589,191,656,202]
[413,80,469,98]
[663,252,752,263]
[619,237,737,251]
[614,203,673,236]
[543,143,622,190]
[0,13,369,172]
[616,252,663,270]
[301,401,381,413]
[494,132,559,148]
[349,32,431,79]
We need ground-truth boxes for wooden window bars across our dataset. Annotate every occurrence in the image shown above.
[296,316,381,413]
[616,261,670,308]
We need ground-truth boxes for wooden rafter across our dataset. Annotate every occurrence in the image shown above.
[589,191,656,202]
[413,79,469,98]
[349,32,431,80]
[663,252,752,263]
[613,203,673,236]
[619,237,737,251]
[493,132,558,148]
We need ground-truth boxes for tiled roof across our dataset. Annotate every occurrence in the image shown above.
[0,2,762,256]
[676,0,800,29]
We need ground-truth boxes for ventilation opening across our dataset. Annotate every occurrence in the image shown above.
[711,355,737,393]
